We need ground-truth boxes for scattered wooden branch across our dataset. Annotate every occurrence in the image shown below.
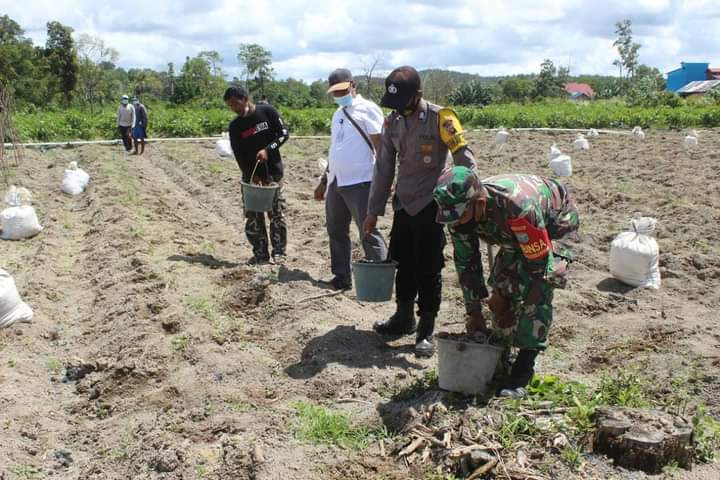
[398,437,425,457]
[335,398,374,406]
[467,458,498,480]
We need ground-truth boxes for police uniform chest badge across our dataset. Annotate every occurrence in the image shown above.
[388,84,398,94]
[423,156,432,164]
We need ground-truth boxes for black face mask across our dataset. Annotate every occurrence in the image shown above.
[399,96,421,117]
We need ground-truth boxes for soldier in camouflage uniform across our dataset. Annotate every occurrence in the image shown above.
[433,166,579,398]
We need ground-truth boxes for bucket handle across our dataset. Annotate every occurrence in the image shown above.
[249,157,270,184]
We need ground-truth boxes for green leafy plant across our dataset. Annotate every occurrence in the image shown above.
[13,101,720,143]
[495,410,538,449]
[596,369,649,408]
[693,406,720,462]
[561,444,583,469]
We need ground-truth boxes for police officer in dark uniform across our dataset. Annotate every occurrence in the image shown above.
[363,66,477,356]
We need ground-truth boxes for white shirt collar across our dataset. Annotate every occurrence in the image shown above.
[349,93,363,108]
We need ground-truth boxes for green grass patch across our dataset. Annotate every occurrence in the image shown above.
[207,161,227,175]
[291,401,387,450]
[172,333,192,351]
[9,465,43,479]
[46,357,62,373]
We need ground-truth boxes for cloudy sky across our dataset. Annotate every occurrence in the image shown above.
[2,0,718,81]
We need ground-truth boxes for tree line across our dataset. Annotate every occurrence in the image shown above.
[0,15,674,113]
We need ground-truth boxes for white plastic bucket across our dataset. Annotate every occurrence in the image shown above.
[437,336,504,395]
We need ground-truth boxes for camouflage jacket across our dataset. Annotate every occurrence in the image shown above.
[449,174,579,311]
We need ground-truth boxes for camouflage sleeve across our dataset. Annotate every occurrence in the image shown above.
[450,228,489,313]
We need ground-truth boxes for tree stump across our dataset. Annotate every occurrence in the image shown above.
[593,407,694,474]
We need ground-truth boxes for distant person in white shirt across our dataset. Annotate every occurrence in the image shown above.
[314,69,388,291]
[116,94,135,153]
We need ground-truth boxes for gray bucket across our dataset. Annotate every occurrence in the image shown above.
[437,336,504,395]
[241,182,279,212]
[351,260,397,302]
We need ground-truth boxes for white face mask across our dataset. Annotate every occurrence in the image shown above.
[121,99,128,105]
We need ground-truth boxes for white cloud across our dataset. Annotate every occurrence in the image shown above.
[1,0,717,81]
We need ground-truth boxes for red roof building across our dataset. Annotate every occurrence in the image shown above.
[564,83,595,99]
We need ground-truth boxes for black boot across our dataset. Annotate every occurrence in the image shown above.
[414,312,436,357]
[373,300,416,336]
[498,349,539,398]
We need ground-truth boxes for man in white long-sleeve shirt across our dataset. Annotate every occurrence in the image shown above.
[314,69,388,291]
[117,94,135,152]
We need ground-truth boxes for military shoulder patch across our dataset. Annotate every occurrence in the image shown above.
[507,217,552,260]
[438,108,468,153]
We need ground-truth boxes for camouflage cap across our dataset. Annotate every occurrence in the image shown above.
[433,166,483,224]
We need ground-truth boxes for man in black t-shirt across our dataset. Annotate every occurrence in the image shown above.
[224,86,290,264]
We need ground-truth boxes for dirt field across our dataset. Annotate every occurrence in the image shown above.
[1,129,719,479]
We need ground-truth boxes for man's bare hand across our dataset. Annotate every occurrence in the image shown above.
[488,290,515,329]
[256,149,268,163]
[314,182,325,201]
[363,215,378,234]
[466,310,488,336]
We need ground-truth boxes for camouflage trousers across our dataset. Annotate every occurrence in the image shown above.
[244,184,287,260]
[489,250,555,350]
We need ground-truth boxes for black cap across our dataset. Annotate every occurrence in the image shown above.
[381,66,421,110]
[224,86,249,100]
[327,68,353,93]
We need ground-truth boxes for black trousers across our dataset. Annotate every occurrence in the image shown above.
[389,201,445,314]
[118,126,132,151]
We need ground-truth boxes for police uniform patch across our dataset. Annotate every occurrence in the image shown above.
[442,119,457,135]
[438,108,467,153]
[423,156,432,164]
[508,217,552,260]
